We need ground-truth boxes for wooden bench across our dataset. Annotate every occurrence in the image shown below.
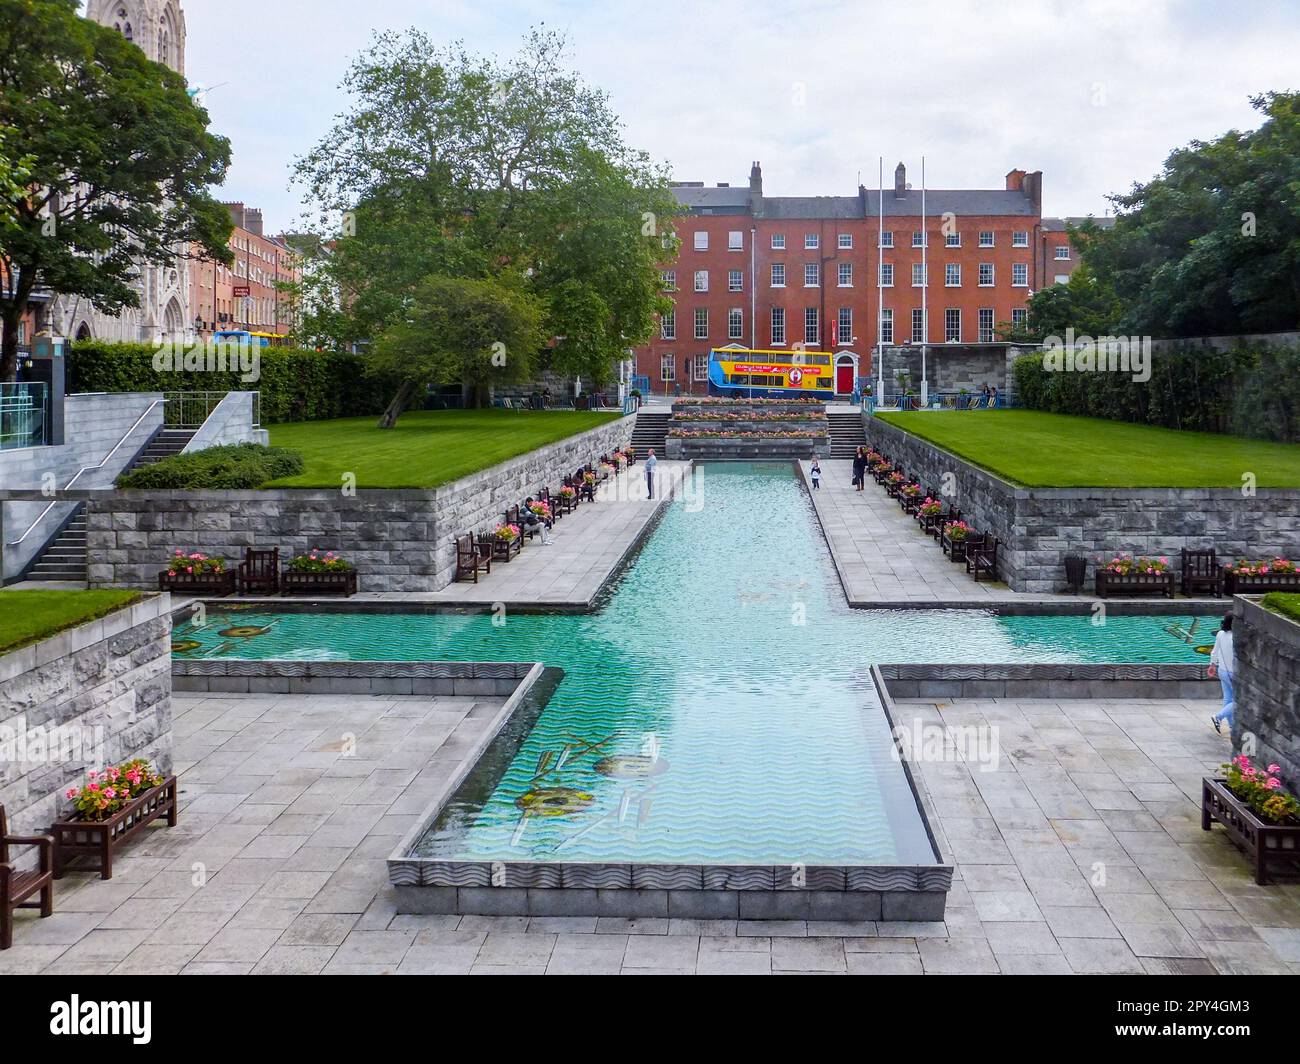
[967,533,1000,582]
[1181,548,1223,597]
[455,533,491,583]
[238,546,280,595]
[1,805,54,950]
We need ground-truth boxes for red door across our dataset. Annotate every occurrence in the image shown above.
[835,363,854,393]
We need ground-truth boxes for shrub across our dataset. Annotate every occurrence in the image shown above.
[66,341,418,424]
[115,443,304,489]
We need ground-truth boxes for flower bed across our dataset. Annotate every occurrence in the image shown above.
[282,550,357,596]
[667,429,824,439]
[157,550,235,595]
[941,520,974,562]
[1223,558,1300,594]
[1202,757,1300,885]
[1095,554,1175,598]
[489,523,521,561]
[53,761,177,880]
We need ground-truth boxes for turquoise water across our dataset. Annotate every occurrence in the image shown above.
[174,462,1217,865]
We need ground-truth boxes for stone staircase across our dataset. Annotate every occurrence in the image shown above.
[21,428,195,584]
[630,411,671,456]
[826,408,867,458]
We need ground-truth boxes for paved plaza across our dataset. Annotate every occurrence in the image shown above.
[6,687,1297,975]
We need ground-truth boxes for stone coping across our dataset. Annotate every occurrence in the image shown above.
[171,658,535,697]
[0,591,171,684]
[875,661,1214,700]
[1233,593,1300,644]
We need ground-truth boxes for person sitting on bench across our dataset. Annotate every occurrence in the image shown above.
[522,496,552,544]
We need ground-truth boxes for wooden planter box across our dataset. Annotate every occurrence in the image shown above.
[282,569,357,596]
[52,777,178,881]
[1095,570,1175,599]
[900,493,923,516]
[157,568,236,596]
[941,533,971,564]
[917,510,944,537]
[1223,570,1300,595]
[488,535,521,562]
[1202,778,1300,885]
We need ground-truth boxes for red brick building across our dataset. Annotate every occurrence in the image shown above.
[637,162,1088,397]
[189,203,301,340]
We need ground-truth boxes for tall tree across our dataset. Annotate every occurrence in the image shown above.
[293,27,678,423]
[1082,92,1300,338]
[1001,258,1124,342]
[0,0,233,381]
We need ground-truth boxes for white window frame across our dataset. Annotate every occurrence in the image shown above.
[728,307,744,340]
[771,233,786,250]
[978,308,995,343]
[694,307,709,340]
[978,230,995,248]
[804,307,820,345]
[804,263,820,288]
[770,306,786,345]
[694,270,708,293]
[911,231,927,248]
[693,231,708,251]
[880,308,893,344]
[945,263,961,287]
[911,308,925,343]
[1055,245,1071,260]
[661,269,676,291]
[728,230,743,251]
[1012,262,1029,287]
[1012,230,1029,248]
[660,310,676,340]
[804,232,819,249]
[837,307,853,345]
[660,354,675,381]
[693,353,709,381]
[879,231,894,249]
[728,269,743,292]
[879,262,894,287]
[770,263,786,288]
[1011,307,1028,328]
[837,233,853,250]
[945,308,961,343]
[837,262,853,287]
[945,232,961,248]
[978,263,995,287]
[912,262,927,287]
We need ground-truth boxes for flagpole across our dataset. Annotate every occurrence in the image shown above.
[877,156,884,407]
[921,155,929,408]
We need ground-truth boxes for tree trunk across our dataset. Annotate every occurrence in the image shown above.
[377,379,418,429]
[471,382,491,409]
[1,305,19,383]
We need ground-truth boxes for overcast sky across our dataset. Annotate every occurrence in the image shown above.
[172,0,1299,234]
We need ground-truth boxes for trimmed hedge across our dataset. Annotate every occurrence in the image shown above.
[1262,593,1300,626]
[67,341,415,424]
[115,443,304,490]
[1012,342,1300,443]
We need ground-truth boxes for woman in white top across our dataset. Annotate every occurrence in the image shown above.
[1209,613,1234,733]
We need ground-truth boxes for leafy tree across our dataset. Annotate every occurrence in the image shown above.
[293,27,678,423]
[371,274,546,426]
[1081,92,1300,338]
[0,126,33,226]
[0,0,233,381]
[1000,258,1124,342]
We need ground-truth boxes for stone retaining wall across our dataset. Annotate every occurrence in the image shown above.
[86,415,633,592]
[1233,597,1300,793]
[0,594,172,859]
[865,416,1300,593]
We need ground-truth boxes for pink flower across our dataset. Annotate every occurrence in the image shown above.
[66,787,77,799]
[88,770,98,778]
[1266,778,1282,790]
[1268,764,1281,774]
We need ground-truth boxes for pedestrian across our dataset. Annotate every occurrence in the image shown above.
[852,446,866,491]
[1209,613,1235,733]
[645,448,658,499]
[990,384,999,407]
[522,496,552,545]
[810,459,822,490]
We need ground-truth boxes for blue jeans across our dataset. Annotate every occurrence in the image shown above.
[1213,671,1234,725]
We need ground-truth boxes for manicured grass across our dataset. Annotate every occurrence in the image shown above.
[1262,593,1300,625]
[0,589,143,655]
[265,409,623,489]
[875,410,1300,488]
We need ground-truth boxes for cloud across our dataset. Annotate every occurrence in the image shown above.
[179,0,1299,229]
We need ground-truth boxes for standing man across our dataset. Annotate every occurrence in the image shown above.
[645,448,658,500]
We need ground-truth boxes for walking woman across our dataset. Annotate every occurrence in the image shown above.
[851,447,867,492]
[1209,613,1235,733]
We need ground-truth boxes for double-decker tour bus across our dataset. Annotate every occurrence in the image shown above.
[706,347,835,399]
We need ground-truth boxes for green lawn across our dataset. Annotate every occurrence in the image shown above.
[1263,593,1300,625]
[265,409,623,489]
[875,410,1300,488]
[0,589,143,655]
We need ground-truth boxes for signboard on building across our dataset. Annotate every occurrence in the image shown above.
[232,284,251,298]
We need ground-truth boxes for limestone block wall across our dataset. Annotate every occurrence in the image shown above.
[1233,597,1300,793]
[0,594,172,859]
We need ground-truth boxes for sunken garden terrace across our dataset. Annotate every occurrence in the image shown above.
[83,416,633,593]
[664,398,830,460]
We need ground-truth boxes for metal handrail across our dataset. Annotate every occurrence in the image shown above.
[6,397,167,546]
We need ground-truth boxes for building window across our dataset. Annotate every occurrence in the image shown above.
[1055,245,1071,260]
[879,231,894,248]
[771,263,786,287]
[659,309,674,340]
[838,233,853,249]
[728,307,744,340]
[694,308,708,339]
[945,263,961,287]
[771,307,786,345]
[660,354,675,381]
[944,308,962,343]
[804,232,819,249]
[771,233,786,250]
[728,230,744,251]
[978,308,995,342]
[912,263,927,287]
[694,270,708,292]
[1011,307,1028,328]
[945,231,961,248]
[804,263,820,287]
[979,230,995,247]
[879,263,894,287]
[693,231,708,251]
[1054,273,1070,284]
[694,353,709,380]
[838,262,853,287]
[978,263,995,286]
[912,231,927,248]
[804,308,819,344]
[1012,230,1029,247]
[911,308,926,343]
[881,308,893,343]
[661,269,676,291]
[838,307,853,345]
[728,269,743,292]
[1012,263,1029,287]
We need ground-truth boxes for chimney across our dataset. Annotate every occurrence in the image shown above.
[894,161,907,198]
[1022,170,1043,213]
[245,208,264,237]
[749,161,763,196]
[1005,168,1026,192]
